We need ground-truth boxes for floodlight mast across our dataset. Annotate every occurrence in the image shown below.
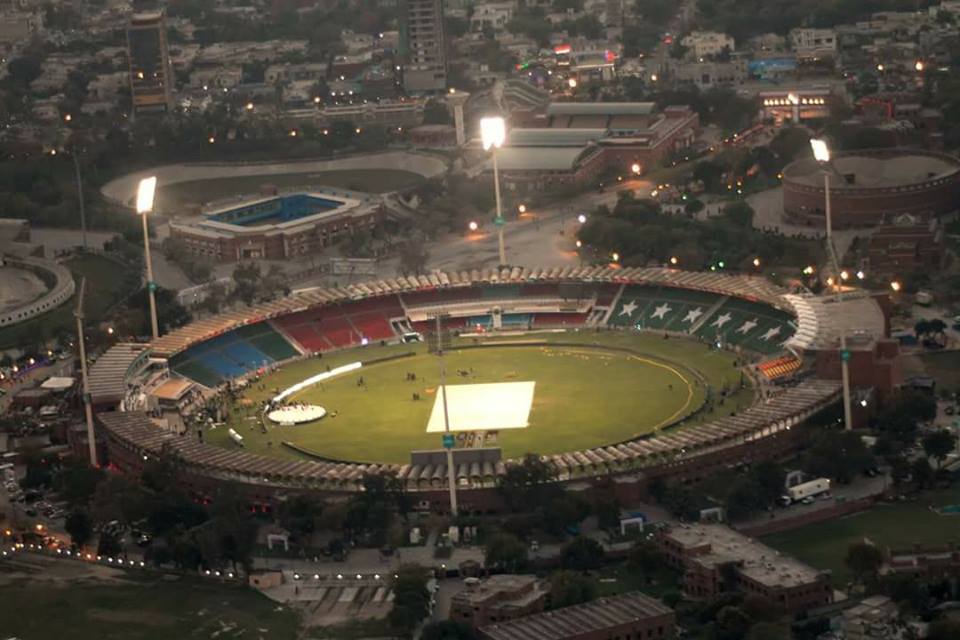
[74,278,98,466]
[810,138,853,432]
[434,313,459,516]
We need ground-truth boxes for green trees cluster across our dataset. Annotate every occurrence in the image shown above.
[577,193,817,270]
[388,564,433,637]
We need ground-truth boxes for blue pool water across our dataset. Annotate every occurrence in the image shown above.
[208,194,343,227]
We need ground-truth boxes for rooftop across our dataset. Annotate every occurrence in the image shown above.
[490,146,593,171]
[452,574,542,607]
[508,128,605,147]
[546,102,657,116]
[786,150,960,189]
[663,524,825,589]
[480,592,673,640]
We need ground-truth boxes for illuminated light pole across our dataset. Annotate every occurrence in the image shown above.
[74,278,97,467]
[136,176,160,340]
[481,116,508,268]
[631,162,641,176]
[811,138,852,431]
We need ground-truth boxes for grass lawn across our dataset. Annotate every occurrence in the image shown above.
[762,488,960,586]
[211,332,753,464]
[595,563,681,599]
[156,169,425,212]
[919,351,960,393]
[0,253,136,350]
[0,574,301,640]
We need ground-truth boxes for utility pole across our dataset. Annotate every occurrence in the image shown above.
[432,313,458,516]
[74,278,98,466]
[72,149,87,251]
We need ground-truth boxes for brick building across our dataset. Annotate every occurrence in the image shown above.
[478,591,675,640]
[656,524,833,614]
[449,574,548,629]
[814,337,902,400]
[782,149,960,228]
[488,102,699,192]
[168,192,383,262]
[866,216,943,277]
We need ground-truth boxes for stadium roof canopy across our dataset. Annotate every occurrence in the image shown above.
[546,102,657,116]
[508,128,605,147]
[492,146,591,171]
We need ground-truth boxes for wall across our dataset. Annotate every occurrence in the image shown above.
[0,257,75,328]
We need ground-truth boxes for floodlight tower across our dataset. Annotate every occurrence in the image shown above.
[74,278,98,466]
[481,116,507,268]
[810,138,853,432]
[432,313,459,516]
[136,176,160,340]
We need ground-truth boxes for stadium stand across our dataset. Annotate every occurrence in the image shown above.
[169,322,297,387]
[97,379,839,493]
[757,356,802,381]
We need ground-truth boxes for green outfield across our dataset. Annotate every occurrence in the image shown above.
[210,332,754,464]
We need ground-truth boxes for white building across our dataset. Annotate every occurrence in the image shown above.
[0,10,43,46]
[681,31,735,59]
[470,2,515,32]
[790,28,837,59]
[189,66,243,89]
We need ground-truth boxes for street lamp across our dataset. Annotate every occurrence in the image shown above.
[890,280,902,292]
[136,176,160,340]
[915,60,924,72]
[481,116,508,267]
[631,162,641,175]
[810,138,852,432]
[577,214,587,224]
[568,77,578,89]
[670,256,679,266]
[468,220,478,232]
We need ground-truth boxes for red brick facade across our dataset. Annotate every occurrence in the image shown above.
[782,149,960,228]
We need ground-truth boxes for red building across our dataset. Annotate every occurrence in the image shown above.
[489,102,699,192]
[782,149,960,228]
[450,575,548,629]
[656,523,833,614]
[479,592,675,640]
[866,216,943,277]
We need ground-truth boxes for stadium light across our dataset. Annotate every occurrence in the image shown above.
[752,257,761,268]
[813,137,852,432]
[468,220,478,232]
[890,280,902,292]
[856,270,865,280]
[810,138,830,163]
[915,60,924,72]
[568,77,577,89]
[611,252,620,262]
[136,176,160,339]
[518,204,526,214]
[670,256,679,266]
[577,214,587,224]
[631,163,641,175]
[480,116,505,151]
[481,116,508,267]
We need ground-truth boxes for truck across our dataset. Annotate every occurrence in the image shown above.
[780,478,831,506]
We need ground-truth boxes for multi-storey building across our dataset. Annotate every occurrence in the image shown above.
[126,11,175,115]
[450,575,548,629]
[657,524,833,614]
[400,0,446,92]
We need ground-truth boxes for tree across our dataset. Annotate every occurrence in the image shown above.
[595,499,621,532]
[845,541,883,583]
[560,536,605,571]
[421,620,477,640]
[97,529,123,557]
[922,430,957,468]
[276,495,325,546]
[714,605,751,640]
[549,570,597,608]
[65,509,94,548]
[911,457,935,489]
[746,622,791,640]
[422,101,452,125]
[928,619,960,640]
[721,202,754,227]
[626,539,664,578]
[398,240,430,276]
[389,564,432,637]
[498,453,559,512]
[232,262,261,305]
[484,532,528,572]
[54,460,104,507]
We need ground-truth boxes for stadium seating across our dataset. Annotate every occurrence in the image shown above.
[531,312,588,327]
[608,285,795,354]
[170,321,298,387]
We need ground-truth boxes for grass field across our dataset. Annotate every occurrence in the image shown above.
[762,488,960,586]
[211,332,753,464]
[0,253,137,350]
[156,169,425,212]
[0,573,300,640]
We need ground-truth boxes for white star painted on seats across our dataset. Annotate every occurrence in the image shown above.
[761,326,782,341]
[711,312,732,328]
[651,303,672,320]
[619,300,639,317]
[683,308,704,323]
[736,318,759,334]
